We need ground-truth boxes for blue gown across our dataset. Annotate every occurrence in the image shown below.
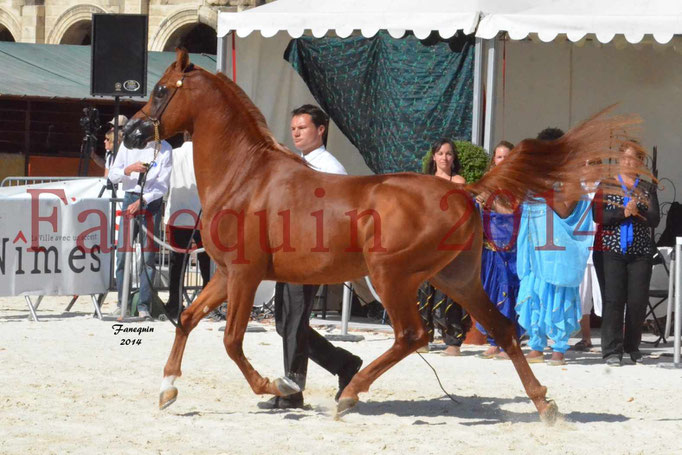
[515,198,593,353]
[476,206,523,346]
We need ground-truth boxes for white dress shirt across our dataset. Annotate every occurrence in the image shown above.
[302,145,347,175]
[108,140,172,204]
[164,141,201,227]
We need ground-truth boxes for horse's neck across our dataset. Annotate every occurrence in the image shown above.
[190,97,272,212]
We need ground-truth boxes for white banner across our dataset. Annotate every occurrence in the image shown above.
[0,178,112,296]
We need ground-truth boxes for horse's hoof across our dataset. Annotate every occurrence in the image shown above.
[539,399,559,425]
[336,397,358,415]
[274,377,301,396]
[159,387,178,410]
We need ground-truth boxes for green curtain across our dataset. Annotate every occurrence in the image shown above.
[285,32,474,174]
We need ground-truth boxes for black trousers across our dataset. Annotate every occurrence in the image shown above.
[417,282,471,347]
[594,251,653,358]
[166,226,211,315]
[274,283,355,391]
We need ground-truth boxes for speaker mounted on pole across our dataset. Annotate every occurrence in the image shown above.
[91,14,148,97]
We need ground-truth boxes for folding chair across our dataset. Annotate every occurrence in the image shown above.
[645,247,675,346]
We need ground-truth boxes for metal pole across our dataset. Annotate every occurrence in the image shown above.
[674,237,681,366]
[91,294,103,319]
[24,296,39,322]
[341,281,352,335]
[483,36,498,153]
[112,97,120,162]
[109,198,118,291]
[216,34,228,75]
[119,216,134,320]
[665,252,675,339]
[471,38,484,146]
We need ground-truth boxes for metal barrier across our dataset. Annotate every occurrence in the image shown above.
[2,176,208,318]
[1,176,91,187]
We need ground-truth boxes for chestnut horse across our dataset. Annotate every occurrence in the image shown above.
[123,49,640,423]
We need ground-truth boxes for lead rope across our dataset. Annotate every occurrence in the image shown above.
[416,352,460,404]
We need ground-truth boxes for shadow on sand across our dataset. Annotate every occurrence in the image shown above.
[351,395,629,425]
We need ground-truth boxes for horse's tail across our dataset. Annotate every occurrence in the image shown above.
[465,106,650,204]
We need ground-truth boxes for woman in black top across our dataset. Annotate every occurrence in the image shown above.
[593,141,660,366]
[417,139,470,356]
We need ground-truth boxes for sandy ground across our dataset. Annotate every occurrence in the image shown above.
[1,294,681,455]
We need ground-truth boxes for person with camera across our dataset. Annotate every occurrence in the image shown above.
[108,138,172,319]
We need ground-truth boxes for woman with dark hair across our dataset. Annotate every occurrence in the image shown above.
[475,141,524,359]
[417,139,468,355]
[593,141,660,366]
[426,139,466,183]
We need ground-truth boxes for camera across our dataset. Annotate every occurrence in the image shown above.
[79,107,100,136]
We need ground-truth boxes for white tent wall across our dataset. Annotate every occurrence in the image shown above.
[220,32,373,176]
[491,38,681,234]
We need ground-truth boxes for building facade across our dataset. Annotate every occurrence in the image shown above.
[0,0,264,51]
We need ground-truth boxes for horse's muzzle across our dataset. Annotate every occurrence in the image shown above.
[123,118,155,149]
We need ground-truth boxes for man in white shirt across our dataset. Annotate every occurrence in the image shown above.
[108,139,172,319]
[262,105,361,409]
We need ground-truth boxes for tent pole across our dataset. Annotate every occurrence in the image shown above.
[216,34,229,75]
[471,38,484,146]
[483,36,498,153]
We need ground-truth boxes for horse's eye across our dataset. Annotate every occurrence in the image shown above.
[155,85,168,98]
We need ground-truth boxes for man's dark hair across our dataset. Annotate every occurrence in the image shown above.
[536,127,565,141]
[292,104,328,128]
[292,104,329,144]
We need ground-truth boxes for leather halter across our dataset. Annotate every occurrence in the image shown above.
[139,72,188,142]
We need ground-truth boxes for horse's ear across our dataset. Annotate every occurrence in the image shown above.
[175,47,190,72]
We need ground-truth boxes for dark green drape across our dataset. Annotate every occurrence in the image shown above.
[285,32,474,174]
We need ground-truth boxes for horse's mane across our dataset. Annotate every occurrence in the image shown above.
[204,70,310,168]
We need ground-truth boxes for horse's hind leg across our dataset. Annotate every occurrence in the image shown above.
[337,270,428,412]
[222,273,285,397]
[431,272,558,424]
[160,268,228,410]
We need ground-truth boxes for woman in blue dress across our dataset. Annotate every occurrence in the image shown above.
[515,128,594,366]
[476,141,524,360]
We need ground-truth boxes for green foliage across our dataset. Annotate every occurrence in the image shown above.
[421,140,489,183]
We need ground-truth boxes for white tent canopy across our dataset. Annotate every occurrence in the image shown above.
[478,0,682,44]
[219,0,682,44]
[217,0,482,39]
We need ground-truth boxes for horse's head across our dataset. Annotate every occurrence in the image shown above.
[123,48,196,149]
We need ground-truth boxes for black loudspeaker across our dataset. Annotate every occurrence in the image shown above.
[91,14,148,97]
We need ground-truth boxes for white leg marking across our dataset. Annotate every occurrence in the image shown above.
[160,375,177,393]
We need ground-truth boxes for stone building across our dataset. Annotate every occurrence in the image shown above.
[0,0,265,52]
[0,1,270,177]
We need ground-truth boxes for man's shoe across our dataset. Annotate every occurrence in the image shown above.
[138,310,152,321]
[335,355,363,402]
[605,355,622,367]
[629,351,643,364]
[257,392,305,409]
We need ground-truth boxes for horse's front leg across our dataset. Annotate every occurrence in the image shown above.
[159,269,227,410]
[222,274,286,397]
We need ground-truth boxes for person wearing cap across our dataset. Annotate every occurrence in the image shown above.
[108,134,172,320]
[104,115,128,177]
[90,115,128,176]
[108,114,128,131]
